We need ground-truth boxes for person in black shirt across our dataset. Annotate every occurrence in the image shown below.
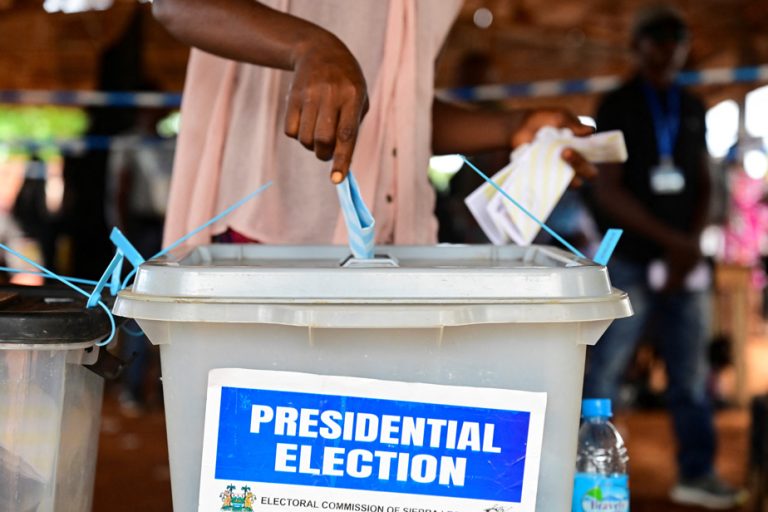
[583,6,747,508]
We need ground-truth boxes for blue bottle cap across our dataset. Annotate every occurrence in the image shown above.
[582,399,613,418]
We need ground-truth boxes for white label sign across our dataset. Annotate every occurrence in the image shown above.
[199,369,547,512]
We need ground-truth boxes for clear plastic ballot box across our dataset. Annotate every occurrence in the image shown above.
[0,286,110,512]
[114,244,632,512]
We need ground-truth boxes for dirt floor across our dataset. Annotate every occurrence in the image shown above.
[91,386,753,512]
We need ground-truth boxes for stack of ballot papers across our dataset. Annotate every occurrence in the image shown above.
[465,127,628,245]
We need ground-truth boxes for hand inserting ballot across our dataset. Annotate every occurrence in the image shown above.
[283,33,370,186]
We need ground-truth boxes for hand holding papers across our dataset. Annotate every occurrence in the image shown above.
[465,128,627,245]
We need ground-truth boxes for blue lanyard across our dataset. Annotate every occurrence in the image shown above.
[642,82,681,160]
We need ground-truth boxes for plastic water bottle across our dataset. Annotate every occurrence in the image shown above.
[572,398,629,512]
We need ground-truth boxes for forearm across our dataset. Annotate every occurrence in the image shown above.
[155,0,368,182]
[595,164,688,248]
[690,156,711,235]
[153,0,334,70]
[431,99,525,155]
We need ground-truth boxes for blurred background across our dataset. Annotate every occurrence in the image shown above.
[0,0,767,511]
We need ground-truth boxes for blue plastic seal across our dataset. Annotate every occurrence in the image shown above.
[0,180,275,348]
[86,250,125,308]
[593,229,623,266]
[582,399,613,419]
[110,227,146,267]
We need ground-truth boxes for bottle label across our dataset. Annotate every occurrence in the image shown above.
[572,473,629,512]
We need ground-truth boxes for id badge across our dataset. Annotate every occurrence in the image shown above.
[650,157,685,194]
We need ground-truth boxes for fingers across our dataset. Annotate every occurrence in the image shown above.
[285,88,345,163]
[297,96,319,151]
[570,122,595,137]
[557,109,594,137]
[314,96,339,162]
[331,99,362,184]
[562,147,598,185]
[513,108,594,148]
[284,92,302,139]
[284,81,366,184]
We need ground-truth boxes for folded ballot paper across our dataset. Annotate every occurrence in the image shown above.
[465,127,627,246]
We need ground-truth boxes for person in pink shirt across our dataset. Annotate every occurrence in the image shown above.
[153,0,596,246]
[724,168,768,288]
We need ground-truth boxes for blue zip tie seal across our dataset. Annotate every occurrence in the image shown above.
[593,229,623,266]
[110,227,146,268]
[110,256,124,296]
[87,251,124,308]
[0,181,275,347]
[87,227,147,308]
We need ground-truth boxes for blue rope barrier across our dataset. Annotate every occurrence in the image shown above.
[0,64,765,108]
